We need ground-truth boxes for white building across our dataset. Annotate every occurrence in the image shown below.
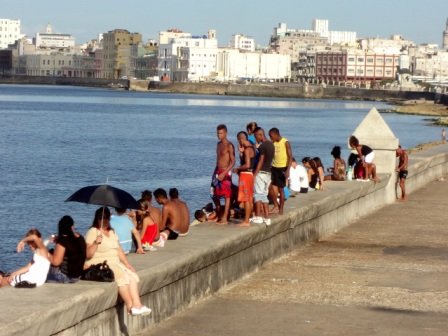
[359,35,415,54]
[231,34,255,52]
[35,24,75,50]
[158,29,218,81]
[216,49,291,81]
[0,19,21,49]
[159,29,192,44]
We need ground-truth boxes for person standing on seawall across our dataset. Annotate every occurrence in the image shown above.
[212,124,235,224]
[396,145,408,201]
[268,127,292,215]
[349,135,379,182]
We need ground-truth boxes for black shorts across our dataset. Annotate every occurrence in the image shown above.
[163,227,179,240]
[399,170,408,179]
[271,167,287,188]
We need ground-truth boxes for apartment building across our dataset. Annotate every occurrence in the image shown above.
[158,30,218,81]
[0,19,21,49]
[231,34,256,52]
[315,50,399,84]
[102,29,142,79]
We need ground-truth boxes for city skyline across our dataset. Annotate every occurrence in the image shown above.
[3,0,448,46]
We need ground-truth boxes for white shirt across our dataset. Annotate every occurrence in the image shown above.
[289,164,309,191]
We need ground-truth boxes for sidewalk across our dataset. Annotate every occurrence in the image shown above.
[143,177,448,336]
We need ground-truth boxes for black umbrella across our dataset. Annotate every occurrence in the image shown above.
[65,184,139,210]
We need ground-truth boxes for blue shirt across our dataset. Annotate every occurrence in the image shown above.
[110,214,134,254]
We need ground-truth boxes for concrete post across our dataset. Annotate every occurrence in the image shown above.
[350,107,399,202]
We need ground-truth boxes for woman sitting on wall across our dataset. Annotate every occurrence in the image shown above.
[46,215,86,283]
[325,146,346,181]
[302,157,320,190]
[0,229,50,288]
[85,207,151,316]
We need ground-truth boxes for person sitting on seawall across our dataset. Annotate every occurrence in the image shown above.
[169,188,190,237]
[138,195,161,251]
[313,157,326,190]
[288,157,309,195]
[85,207,151,316]
[349,135,380,182]
[0,229,50,288]
[111,207,145,255]
[302,157,320,190]
[324,146,346,181]
[347,153,364,180]
[46,216,87,283]
[154,188,188,246]
[193,202,218,224]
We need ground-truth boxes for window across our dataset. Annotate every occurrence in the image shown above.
[357,57,364,63]
[367,58,374,63]
[385,58,392,63]
[348,57,355,62]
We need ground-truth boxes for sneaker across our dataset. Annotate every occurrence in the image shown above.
[143,243,157,252]
[263,218,271,226]
[250,216,263,224]
[131,306,152,316]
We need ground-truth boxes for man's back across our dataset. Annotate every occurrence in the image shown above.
[177,200,190,234]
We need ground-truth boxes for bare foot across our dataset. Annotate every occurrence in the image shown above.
[269,207,279,214]
[373,177,381,184]
[216,220,228,225]
[398,197,408,202]
[237,222,250,227]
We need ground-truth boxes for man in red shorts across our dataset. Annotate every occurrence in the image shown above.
[212,124,235,224]
[233,131,255,227]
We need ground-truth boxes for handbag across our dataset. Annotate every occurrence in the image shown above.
[82,260,115,282]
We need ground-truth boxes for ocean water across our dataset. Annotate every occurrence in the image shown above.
[0,84,442,270]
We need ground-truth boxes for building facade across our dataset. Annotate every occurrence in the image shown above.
[315,50,399,84]
[35,24,75,50]
[102,29,142,79]
[158,30,218,81]
[443,18,448,50]
[231,34,256,52]
[0,19,21,49]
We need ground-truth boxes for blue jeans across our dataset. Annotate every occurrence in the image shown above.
[46,266,79,283]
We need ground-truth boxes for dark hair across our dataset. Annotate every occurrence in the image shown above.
[331,146,341,159]
[91,207,111,229]
[114,207,126,214]
[217,124,227,132]
[237,131,248,139]
[349,135,359,147]
[194,210,205,221]
[313,157,324,169]
[303,157,318,173]
[246,122,258,134]
[269,127,280,135]
[58,215,75,238]
[141,190,152,201]
[302,156,311,164]
[348,153,359,166]
[154,188,167,199]
[169,188,179,199]
[253,126,264,134]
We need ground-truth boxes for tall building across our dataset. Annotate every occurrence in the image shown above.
[0,19,21,49]
[102,29,142,79]
[443,18,448,50]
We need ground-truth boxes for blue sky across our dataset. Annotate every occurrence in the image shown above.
[3,0,448,47]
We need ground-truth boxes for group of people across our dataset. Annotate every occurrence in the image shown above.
[0,187,193,317]
[205,123,410,226]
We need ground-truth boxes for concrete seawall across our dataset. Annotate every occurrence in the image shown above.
[0,144,447,336]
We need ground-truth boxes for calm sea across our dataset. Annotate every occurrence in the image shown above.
[0,84,442,270]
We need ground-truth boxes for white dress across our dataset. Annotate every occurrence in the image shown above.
[10,251,50,287]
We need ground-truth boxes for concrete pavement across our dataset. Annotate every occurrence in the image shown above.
[143,177,448,336]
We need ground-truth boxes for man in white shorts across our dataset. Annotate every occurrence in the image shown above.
[252,127,275,225]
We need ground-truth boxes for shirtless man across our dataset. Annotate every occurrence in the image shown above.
[396,146,408,201]
[154,188,183,245]
[212,124,235,224]
[169,188,190,235]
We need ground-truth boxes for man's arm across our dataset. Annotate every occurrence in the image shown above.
[253,153,265,176]
[285,141,293,178]
[235,147,253,172]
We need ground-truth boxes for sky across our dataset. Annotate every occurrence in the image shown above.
[2,0,448,47]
